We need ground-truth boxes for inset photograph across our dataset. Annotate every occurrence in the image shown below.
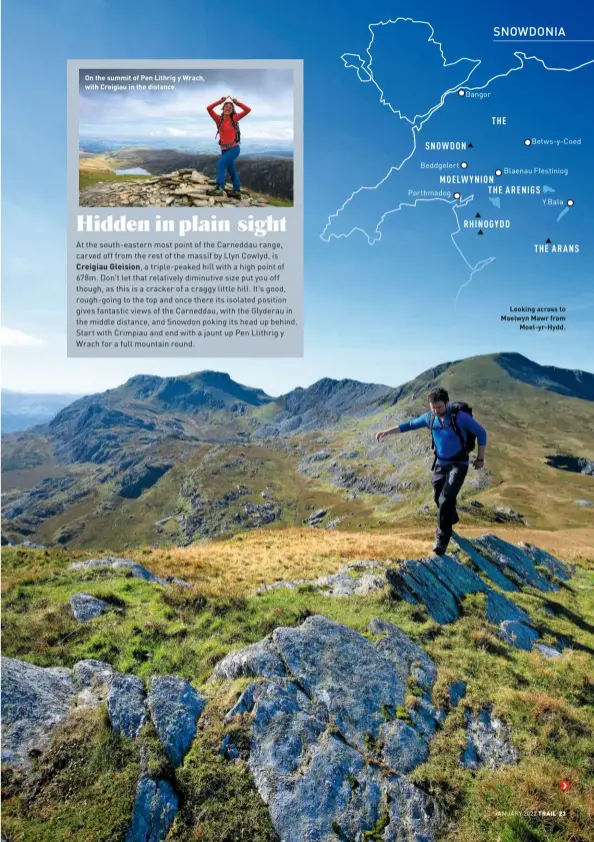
[78,67,294,208]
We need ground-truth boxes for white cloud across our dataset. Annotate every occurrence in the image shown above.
[1,326,45,347]
[79,80,294,143]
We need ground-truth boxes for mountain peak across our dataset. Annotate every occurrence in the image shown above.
[495,352,594,400]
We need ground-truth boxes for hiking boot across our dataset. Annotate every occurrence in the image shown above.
[207,185,224,196]
[433,529,449,556]
[226,189,243,199]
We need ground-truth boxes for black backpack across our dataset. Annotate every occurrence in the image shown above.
[428,401,476,466]
[216,114,241,147]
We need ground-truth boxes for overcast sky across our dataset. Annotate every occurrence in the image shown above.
[79,68,294,142]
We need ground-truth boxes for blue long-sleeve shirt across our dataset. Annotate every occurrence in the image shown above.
[398,407,487,466]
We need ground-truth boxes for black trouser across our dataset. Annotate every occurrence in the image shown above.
[431,462,468,542]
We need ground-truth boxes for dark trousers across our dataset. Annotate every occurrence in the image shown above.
[431,462,468,541]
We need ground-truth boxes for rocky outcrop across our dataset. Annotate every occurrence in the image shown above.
[147,676,206,768]
[73,658,116,706]
[472,535,558,591]
[213,637,287,681]
[306,508,327,526]
[545,454,594,475]
[258,559,388,598]
[461,708,519,770]
[517,542,574,581]
[498,620,540,652]
[1,657,205,842]
[0,657,75,768]
[178,481,281,542]
[449,681,467,707]
[125,777,179,842]
[119,463,172,499]
[69,557,187,588]
[108,674,148,739]
[79,168,272,208]
[452,533,519,592]
[70,592,111,622]
[385,535,569,656]
[217,616,445,842]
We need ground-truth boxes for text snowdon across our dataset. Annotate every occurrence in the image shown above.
[493,26,566,37]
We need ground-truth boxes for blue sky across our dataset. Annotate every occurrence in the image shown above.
[79,68,293,144]
[2,0,594,396]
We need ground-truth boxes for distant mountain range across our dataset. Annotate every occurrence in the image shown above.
[1,390,81,434]
[2,353,593,548]
[80,138,294,157]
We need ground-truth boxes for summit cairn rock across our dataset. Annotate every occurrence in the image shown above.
[79,168,271,208]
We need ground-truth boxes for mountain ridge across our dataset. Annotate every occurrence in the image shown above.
[2,352,593,547]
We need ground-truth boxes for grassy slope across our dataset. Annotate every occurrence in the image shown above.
[1,529,593,841]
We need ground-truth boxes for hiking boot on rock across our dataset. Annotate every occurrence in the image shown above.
[433,529,449,556]
[207,185,225,196]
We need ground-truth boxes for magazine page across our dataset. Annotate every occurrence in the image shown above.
[1,2,593,842]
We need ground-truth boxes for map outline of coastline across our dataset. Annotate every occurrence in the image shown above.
[320,16,594,297]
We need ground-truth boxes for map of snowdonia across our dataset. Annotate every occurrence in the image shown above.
[321,18,594,299]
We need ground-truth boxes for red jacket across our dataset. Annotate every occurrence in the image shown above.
[206,100,251,148]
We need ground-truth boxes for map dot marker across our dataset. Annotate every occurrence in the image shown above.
[460,161,468,169]
[546,238,552,244]
[524,139,532,146]
[453,192,461,200]
[567,199,575,207]
[495,168,503,177]
[458,89,466,97]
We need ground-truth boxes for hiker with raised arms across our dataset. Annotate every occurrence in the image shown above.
[376,387,487,556]
[206,95,251,199]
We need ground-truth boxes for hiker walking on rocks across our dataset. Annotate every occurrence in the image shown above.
[376,387,487,556]
[206,96,251,198]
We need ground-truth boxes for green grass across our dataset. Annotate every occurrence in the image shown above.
[168,683,278,841]
[1,544,593,841]
[247,189,292,207]
[1,706,140,842]
[79,171,152,189]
